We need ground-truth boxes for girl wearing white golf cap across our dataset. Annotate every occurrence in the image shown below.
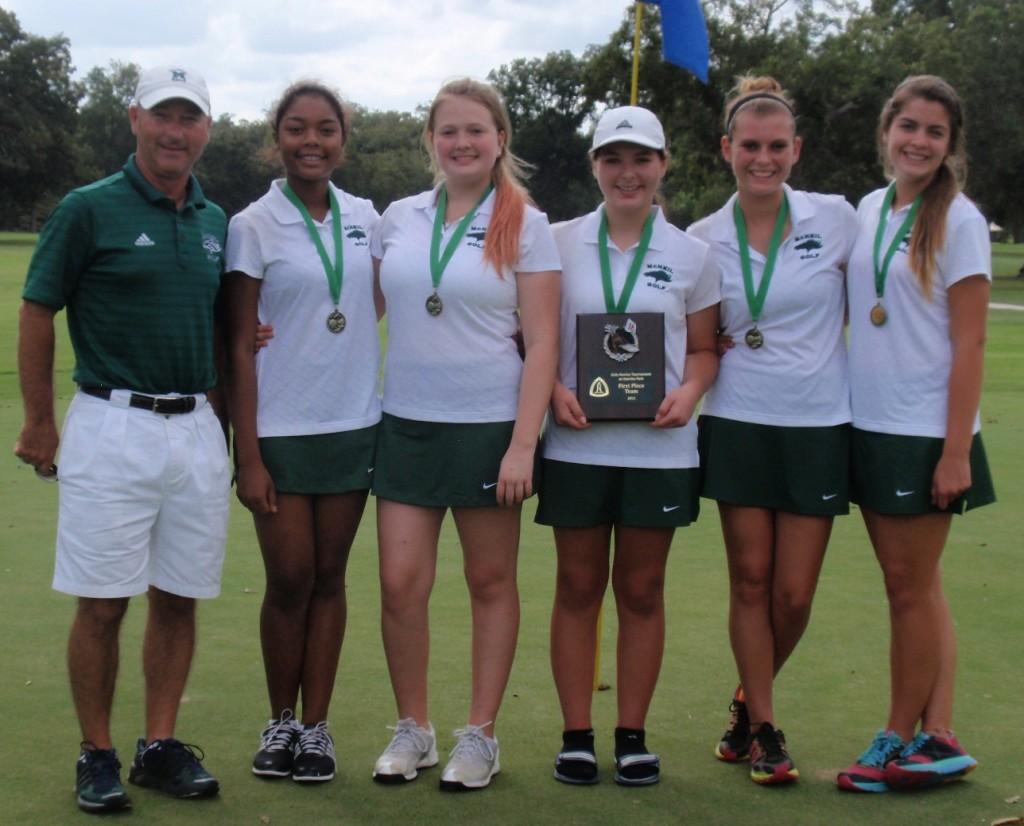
[538,105,720,786]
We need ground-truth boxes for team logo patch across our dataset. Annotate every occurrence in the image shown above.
[345,224,369,246]
[602,318,640,363]
[793,233,823,260]
[201,234,223,263]
[466,227,487,248]
[644,264,673,290]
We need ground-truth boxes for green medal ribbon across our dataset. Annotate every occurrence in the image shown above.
[282,182,343,306]
[733,195,789,326]
[873,182,921,301]
[430,185,494,290]
[597,209,656,313]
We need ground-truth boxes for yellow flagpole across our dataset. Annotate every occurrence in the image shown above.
[630,2,644,105]
[594,3,644,696]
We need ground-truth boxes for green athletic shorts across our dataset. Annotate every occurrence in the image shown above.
[258,425,377,495]
[534,458,700,528]
[698,415,851,515]
[850,428,996,515]
[372,414,536,507]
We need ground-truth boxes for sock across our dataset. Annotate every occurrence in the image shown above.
[562,728,595,753]
[615,727,647,758]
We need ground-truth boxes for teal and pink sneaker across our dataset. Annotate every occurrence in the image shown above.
[884,732,978,789]
[836,730,905,793]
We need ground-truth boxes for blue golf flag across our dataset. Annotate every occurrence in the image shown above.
[640,0,710,83]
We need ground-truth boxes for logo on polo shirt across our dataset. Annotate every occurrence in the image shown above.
[466,227,487,249]
[201,234,223,263]
[345,224,369,246]
[794,233,823,260]
[897,233,911,254]
[134,233,155,247]
[644,264,673,291]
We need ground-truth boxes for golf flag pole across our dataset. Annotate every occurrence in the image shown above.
[631,2,645,105]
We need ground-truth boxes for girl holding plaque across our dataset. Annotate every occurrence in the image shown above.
[837,75,994,793]
[537,106,721,787]
[688,76,857,786]
[369,79,560,791]
[225,82,382,782]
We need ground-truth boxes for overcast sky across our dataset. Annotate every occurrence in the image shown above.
[6,0,635,122]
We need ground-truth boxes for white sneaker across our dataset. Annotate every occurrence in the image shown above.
[440,723,500,791]
[372,718,438,783]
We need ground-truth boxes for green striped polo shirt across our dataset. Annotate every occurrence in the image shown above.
[23,155,226,395]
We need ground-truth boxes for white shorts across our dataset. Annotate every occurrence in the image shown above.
[53,390,230,599]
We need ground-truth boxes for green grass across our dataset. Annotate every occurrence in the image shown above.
[2,233,1023,824]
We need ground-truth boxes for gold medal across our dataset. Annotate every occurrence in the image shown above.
[326,309,346,333]
[426,292,443,316]
[745,327,764,349]
[870,302,888,327]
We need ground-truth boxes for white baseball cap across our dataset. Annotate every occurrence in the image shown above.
[133,66,211,117]
[590,106,666,154]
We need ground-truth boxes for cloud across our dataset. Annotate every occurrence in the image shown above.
[5,0,627,119]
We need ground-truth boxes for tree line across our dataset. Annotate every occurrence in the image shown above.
[2,1,1021,237]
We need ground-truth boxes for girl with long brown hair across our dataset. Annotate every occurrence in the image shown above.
[837,75,995,793]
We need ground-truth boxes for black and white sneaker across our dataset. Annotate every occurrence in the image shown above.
[292,721,335,783]
[252,709,300,778]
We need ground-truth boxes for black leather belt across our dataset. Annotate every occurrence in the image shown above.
[81,386,198,415]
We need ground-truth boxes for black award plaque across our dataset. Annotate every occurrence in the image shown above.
[576,312,665,421]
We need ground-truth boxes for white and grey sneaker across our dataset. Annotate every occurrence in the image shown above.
[292,721,335,783]
[440,723,500,791]
[252,709,300,778]
[373,718,439,783]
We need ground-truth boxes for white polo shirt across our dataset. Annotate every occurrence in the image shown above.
[847,188,990,438]
[543,205,720,469]
[371,187,560,423]
[226,180,382,437]
[688,186,856,427]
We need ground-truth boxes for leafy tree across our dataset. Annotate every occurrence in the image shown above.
[336,108,433,212]
[195,116,275,218]
[489,51,597,221]
[0,8,81,229]
[76,61,139,180]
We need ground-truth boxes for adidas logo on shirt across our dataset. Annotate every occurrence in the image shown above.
[134,233,155,247]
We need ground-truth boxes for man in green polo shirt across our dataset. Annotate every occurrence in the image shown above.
[14,65,229,814]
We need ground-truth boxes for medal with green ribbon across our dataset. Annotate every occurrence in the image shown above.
[282,182,346,333]
[597,209,655,313]
[428,185,493,316]
[734,196,789,349]
[871,182,921,326]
